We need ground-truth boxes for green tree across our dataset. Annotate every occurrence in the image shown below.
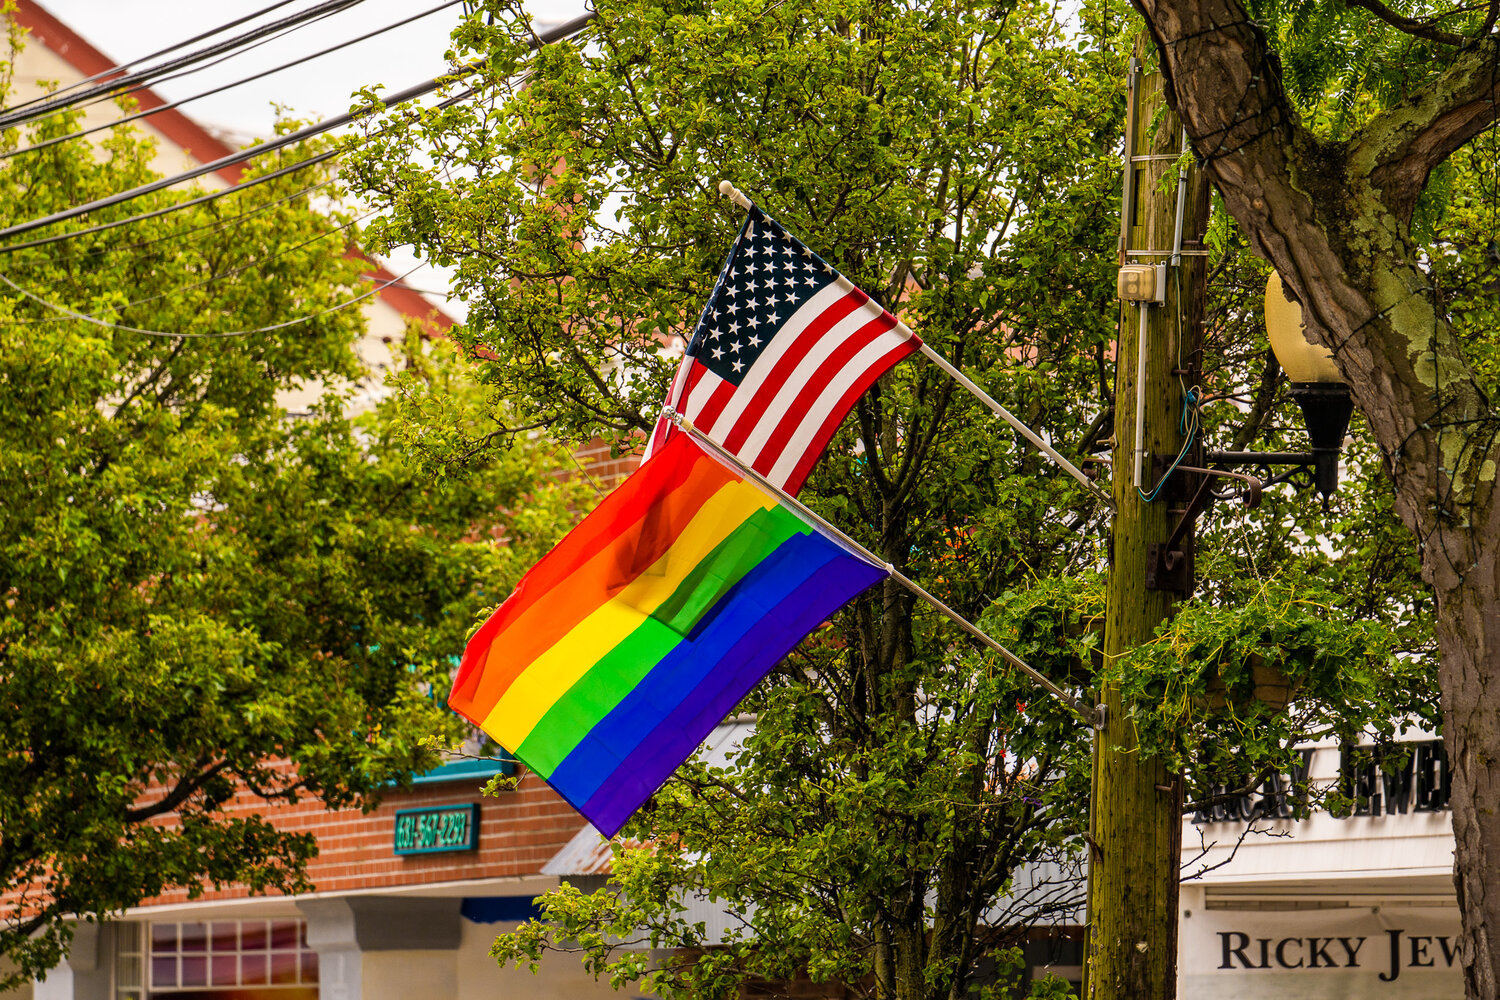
[1120,2,1500,992]
[0,25,583,988]
[348,2,1128,997]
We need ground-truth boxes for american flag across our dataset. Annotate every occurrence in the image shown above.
[646,207,921,496]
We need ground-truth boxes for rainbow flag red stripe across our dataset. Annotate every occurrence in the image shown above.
[449,433,886,836]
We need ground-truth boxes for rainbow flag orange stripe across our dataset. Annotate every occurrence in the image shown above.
[449,434,885,836]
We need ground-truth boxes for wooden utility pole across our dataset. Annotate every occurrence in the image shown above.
[1084,45,1209,1000]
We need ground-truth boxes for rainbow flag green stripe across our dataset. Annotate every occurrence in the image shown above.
[515,505,805,775]
[449,434,886,836]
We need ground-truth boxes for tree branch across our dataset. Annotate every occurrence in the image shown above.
[123,758,228,822]
[1355,34,1500,220]
[1342,0,1467,46]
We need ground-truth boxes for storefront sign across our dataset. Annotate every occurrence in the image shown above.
[1192,740,1451,825]
[393,803,479,855]
[1183,907,1462,998]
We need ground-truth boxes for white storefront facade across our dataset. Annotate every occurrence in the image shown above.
[1179,734,1461,997]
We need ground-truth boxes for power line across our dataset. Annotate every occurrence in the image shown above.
[8,177,337,272]
[1,0,468,163]
[0,11,595,251]
[121,204,383,311]
[0,146,343,255]
[0,0,367,133]
[93,0,362,113]
[0,77,484,257]
[0,79,478,259]
[0,0,306,118]
[1,0,362,130]
[0,260,428,339]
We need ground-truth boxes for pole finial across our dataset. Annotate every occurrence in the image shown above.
[717,180,753,211]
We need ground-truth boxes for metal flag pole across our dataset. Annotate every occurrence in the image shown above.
[911,340,1113,507]
[715,180,1111,509]
[665,408,1104,730]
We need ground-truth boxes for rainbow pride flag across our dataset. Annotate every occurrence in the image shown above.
[448,433,887,836]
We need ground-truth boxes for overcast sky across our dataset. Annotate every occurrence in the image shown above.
[32,0,591,316]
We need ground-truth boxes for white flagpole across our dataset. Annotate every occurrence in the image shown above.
[666,408,1103,730]
[715,180,1111,509]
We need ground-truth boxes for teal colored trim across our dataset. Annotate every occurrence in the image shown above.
[410,754,516,786]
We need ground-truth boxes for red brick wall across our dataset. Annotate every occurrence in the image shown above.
[566,438,641,492]
[140,771,585,906]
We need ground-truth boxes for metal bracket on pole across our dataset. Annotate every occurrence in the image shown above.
[1170,128,1189,268]
[1117,56,1142,262]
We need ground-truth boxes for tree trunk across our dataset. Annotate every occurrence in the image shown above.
[1130,1,1500,995]
[1436,553,1500,997]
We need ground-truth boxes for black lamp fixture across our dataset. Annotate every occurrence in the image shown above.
[1144,274,1355,594]
[1200,274,1355,499]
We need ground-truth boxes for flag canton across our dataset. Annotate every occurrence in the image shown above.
[686,212,837,386]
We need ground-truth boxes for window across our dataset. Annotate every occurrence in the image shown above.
[116,923,144,1000]
[116,920,318,999]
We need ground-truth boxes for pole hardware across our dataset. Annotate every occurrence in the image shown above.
[1142,380,1353,596]
[1142,459,1260,596]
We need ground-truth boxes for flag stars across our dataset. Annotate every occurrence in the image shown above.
[689,223,840,384]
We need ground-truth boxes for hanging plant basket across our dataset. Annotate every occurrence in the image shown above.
[1203,653,1297,713]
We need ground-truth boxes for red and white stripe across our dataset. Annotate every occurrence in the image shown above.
[650,276,920,496]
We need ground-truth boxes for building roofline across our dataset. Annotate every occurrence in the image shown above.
[12,1,246,183]
[12,1,458,331]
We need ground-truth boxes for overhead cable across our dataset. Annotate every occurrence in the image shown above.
[0,147,343,255]
[0,79,483,257]
[0,261,429,339]
[0,78,480,258]
[0,0,305,118]
[96,0,361,110]
[1,0,468,162]
[0,11,596,251]
[0,0,367,132]
[121,204,383,311]
[9,178,337,272]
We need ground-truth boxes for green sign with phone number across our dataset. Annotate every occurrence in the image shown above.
[393,804,479,855]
